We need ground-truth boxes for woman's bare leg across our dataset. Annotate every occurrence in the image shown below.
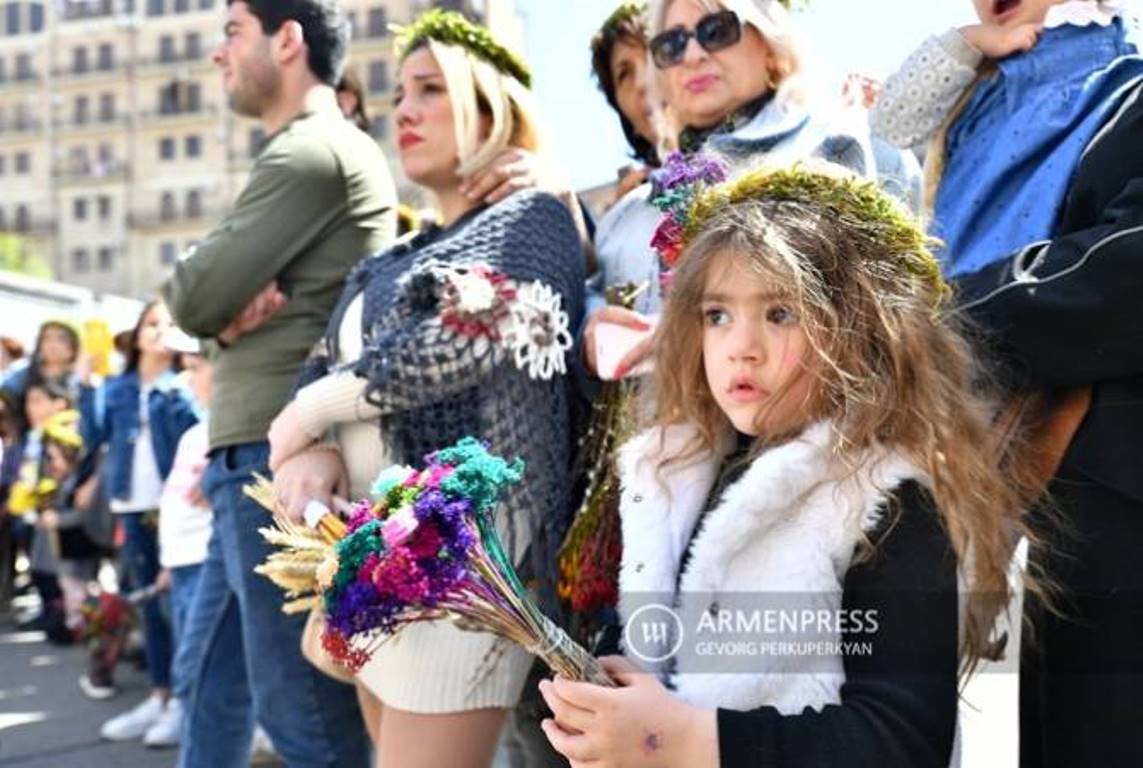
[374,704,507,768]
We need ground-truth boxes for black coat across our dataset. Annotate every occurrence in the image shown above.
[957,80,1143,505]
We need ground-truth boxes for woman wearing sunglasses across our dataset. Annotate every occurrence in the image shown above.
[580,0,920,381]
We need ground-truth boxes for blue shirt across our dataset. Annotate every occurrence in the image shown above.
[935,19,1143,277]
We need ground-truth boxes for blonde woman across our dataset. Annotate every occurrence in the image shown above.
[266,11,584,768]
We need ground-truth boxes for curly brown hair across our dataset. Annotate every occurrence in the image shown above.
[648,165,1044,671]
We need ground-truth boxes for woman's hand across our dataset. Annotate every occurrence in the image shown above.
[218,281,288,347]
[38,509,60,529]
[459,147,550,204]
[960,22,1041,60]
[538,656,719,768]
[272,447,349,525]
[582,307,654,379]
[268,399,321,472]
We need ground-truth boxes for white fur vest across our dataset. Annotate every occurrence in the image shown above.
[617,421,928,715]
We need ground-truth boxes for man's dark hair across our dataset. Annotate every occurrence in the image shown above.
[590,12,658,167]
[230,0,350,86]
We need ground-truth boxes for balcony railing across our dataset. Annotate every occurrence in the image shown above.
[0,217,57,236]
[50,62,124,79]
[0,72,42,87]
[128,204,226,229]
[52,161,131,183]
[138,104,218,122]
[51,113,131,131]
[135,53,211,71]
[0,119,43,136]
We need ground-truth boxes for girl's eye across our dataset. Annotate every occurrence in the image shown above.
[703,307,730,327]
[766,305,797,326]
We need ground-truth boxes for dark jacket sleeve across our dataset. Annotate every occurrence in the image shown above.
[160,134,346,337]
[716,481,959,767]
[954,83,1143,389]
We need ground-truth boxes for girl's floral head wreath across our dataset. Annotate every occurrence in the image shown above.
[648,151,951,309]
[394,9,533,89]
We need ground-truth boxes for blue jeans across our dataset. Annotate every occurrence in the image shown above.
[177,442,369,768]
[122,512,172,690]
[169,563,203,700]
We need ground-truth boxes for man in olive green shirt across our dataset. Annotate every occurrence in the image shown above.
[159,3,394,766]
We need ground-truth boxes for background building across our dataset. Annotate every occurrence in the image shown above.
[0,0,522,298]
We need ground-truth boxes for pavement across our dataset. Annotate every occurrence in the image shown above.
[0,597,179,768]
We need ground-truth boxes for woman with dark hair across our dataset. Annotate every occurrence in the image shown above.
[591,1,663,171]
[79,300,199,745]
[0,320,83,435]
[336,66,372,133]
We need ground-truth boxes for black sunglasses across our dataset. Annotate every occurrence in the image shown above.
[649,10,743,69]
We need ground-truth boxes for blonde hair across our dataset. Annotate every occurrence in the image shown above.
[650,165,1043,672]
[647,0,811,105]
[421,39,544,177]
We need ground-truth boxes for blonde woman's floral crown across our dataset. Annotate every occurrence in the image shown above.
[649,152,950,307]
[393,9,532,89]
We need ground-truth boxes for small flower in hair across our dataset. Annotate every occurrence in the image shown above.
[648,151,728,269]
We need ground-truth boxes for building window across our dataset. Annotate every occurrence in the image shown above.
[147,0,164,16]
[158,79,202,114]
[98,43,114,70]
[68,146,89,174]
[174,0,189,12]
[368,61,388,93]
[185,189,202,218]
[14,205,28,231]
[159,136,175,160]
[15,53,31,80]
[367,7,387,38]
[14,151,29,174]
[73,47,88,74]
[159,35,176,63]
[74,95,89,125]
[73,197,87,221]
[97,247,114,270]
[30,2,43,32]
[185,134,201,158]
[187,82,202,110]
[97,195,111,220]
[0,155,6,175]
[99,93,115,122]
[159,241,177,266]
[0,209,5,229]
[199,0,213,9]
[97,142,113,165]
[185,32,201,60]
[248,127,265,158]
[6,3,22,36]
[160,191,176,221]
[0,59,6,83]
[73,248,90,273]
[371,116,389,141]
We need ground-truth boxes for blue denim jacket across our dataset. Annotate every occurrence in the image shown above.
[80,369,199,502]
